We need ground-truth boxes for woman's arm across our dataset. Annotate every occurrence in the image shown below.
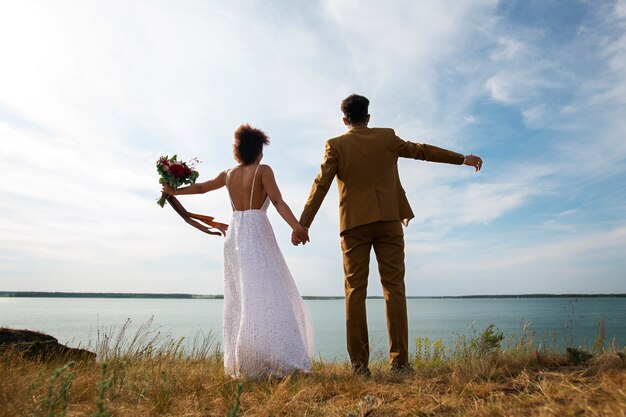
[162,170,227,196]
[261,166,309,244]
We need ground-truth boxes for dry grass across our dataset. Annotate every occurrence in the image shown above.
[1,322,624,417]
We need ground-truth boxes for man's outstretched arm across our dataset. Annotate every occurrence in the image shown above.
[395,134,482,171]
[297,141,338,235]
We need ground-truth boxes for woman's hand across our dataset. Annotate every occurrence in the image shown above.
[291,225,310,246]
[162,183,176,196]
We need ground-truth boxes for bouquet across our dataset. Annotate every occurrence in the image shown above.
[156,154,228,236]
[156,154,200,207]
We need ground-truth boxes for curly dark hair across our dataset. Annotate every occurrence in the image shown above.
[233,124,270,165]
[341,94,370,124]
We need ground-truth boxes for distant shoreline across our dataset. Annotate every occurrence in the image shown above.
[1,291,625,300]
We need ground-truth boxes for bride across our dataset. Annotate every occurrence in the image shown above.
[162,124,314,379]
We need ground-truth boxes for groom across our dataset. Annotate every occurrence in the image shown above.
[294,94,483,375]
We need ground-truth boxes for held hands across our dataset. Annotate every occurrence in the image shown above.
[291,224,310,246]
[464,154,483,172]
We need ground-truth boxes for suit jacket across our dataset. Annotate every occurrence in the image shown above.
[299,126,465,233]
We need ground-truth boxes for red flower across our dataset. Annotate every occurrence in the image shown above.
[184,166,192,176]
[170,163,184,177]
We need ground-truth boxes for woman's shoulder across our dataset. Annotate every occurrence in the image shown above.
[226,165,244,177]
[222,167,234,178]
[259,164,273,173]
[223,167,239,185]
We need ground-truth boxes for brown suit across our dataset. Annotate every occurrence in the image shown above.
[300,126,464,368]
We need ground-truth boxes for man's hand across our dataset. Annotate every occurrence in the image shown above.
[464,154,483,172]
[291,225,310,246]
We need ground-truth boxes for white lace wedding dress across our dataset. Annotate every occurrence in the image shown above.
[223,166,314,379]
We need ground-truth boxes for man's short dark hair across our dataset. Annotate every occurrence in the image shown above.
[341,94,370,124]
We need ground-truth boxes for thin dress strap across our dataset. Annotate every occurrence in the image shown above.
[249,164,261,210]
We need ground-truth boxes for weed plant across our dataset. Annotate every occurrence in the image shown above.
[1,321,624,416]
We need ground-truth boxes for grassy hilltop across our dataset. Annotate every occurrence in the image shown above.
[0,322,624,416]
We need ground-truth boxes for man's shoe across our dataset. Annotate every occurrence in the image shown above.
[390,364,414,375]
[353,365,372,377]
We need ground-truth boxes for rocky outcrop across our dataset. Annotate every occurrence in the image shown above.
[0,328,96,361]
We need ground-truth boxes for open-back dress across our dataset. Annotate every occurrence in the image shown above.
[222,165,314,379]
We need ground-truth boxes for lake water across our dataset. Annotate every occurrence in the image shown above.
[1,297,624,361]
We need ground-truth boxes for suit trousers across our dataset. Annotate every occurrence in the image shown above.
[340,220,408,368]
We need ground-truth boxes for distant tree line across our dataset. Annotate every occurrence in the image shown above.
[0,292,624,299]
[0,292,223,299]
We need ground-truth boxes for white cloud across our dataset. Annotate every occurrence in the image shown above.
[616,0,626,18]
[555,209,581,218]
[1,0,625,296]
[323,0,498,125]
[460,225,626,273]
[405,224,626,296]
[485,71,560,105]
[490,37,525,61]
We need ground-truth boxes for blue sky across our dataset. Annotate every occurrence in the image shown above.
[1,0,625,296]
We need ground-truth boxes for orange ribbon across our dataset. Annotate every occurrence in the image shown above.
[165,194,228,237]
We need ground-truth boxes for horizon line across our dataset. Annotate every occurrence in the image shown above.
[1,291,625,299]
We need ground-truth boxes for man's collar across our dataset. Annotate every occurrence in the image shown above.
[348,124,368,132]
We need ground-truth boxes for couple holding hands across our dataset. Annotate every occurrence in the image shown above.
[162,94,483,379]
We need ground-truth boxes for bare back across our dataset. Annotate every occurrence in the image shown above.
[226,164,268,211]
